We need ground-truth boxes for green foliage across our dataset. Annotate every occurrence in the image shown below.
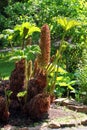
[0,14,6,31]
[53,16,84,75]
[10,45,41,61]
[14,22,40,39]
[45,20,77,96]
[47,64,75,97]
[0,0,87,45]
[46,41,76,97]
[75,47,87,104]
[13,22,40,48]
[0,22,40,48]
[0,0,87,103]
[63,43,83,73]
[56,17,80,31]
[0,29,14,48]
[2,2,34,28]
[0,0,8,13]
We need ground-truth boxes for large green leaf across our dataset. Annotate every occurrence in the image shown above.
[14,22,40,39]
[56,17,80,31]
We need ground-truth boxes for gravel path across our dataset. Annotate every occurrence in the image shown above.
[28,125,87,130]
[50,126,87,130]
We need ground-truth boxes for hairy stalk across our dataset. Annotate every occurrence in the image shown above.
[46,31,67,95]
[25,60,32,103]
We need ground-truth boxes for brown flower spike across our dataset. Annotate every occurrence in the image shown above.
[38,24,50,68]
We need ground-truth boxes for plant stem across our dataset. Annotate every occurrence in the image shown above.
[10,41,14,52]
[49,31,67,95]
[24,60,28,103]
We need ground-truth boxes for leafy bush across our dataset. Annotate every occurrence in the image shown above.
[10,44,41,61]
[0,1,87,101]
[63,43,83,73]
[48,65,75,98]
[0,0,8,13]
[75,47,87,104]
[0,0,87,43]
[52,17,82,74]
[0,22,40,48]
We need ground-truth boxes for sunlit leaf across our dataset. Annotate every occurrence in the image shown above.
[66,20,80,31]
[58,67,67,74]
[67,85,74,90]
[22,22,31,28]
[57,17,67,30]
[59,82,68,86]
[56,17,80,31]
[27,26,40,38]
[8,35,13,41]
[69,80,76,85]
[56,76,63,81]
[14,22,40,39]
[17,91,27,97]
[59,82,74,90]
[50,72,54,77]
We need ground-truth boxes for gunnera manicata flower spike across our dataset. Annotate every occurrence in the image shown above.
[37,24,51,68]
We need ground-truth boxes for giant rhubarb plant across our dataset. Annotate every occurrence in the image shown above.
[10,58,26,100]
[27,69,47,102]
[24,93,50,121]
[9,24,51,121]
[0,96,9,122]
[24,24,51,120]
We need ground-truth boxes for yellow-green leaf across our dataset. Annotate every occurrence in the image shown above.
[56,76,63,81]
[27,26,40,38]
[56,17,80,31]
[17,91,27,97]
[8,35,13,41]
[59,82,68,86]
[58,67,67,74]
[67,85,74,90]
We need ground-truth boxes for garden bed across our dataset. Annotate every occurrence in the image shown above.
[0,80,87,129]
[0,102,87,130]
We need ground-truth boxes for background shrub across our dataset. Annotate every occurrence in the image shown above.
[0,0,87,43]
[75,46,87,104]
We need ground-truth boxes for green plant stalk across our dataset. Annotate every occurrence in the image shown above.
[24,60,32,103]
[48,31,67,95]
[54,30,66,79]
[24,60,28,103]
[27,60,32,81]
